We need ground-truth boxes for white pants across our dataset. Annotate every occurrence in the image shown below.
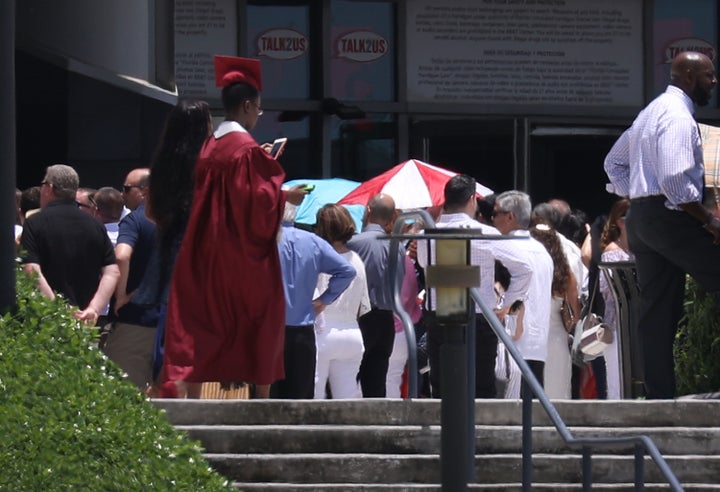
[314,327,364,399]
[386,330,408,398]
[604,332,621,399]
[496,342,522,399]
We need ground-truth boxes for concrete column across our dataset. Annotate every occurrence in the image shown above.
[1,0,17,313]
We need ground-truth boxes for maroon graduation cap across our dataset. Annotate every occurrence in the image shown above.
[214,55,262,91]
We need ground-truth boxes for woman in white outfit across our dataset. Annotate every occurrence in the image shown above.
[530,224,580,399]
[314,204,371,399]
[599,198,632,400]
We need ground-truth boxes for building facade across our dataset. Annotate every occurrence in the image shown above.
[14,0,720,218]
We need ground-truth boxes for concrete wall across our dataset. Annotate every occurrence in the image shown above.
[17,0,152,80]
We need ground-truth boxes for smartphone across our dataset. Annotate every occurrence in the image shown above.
[270,137,288,158]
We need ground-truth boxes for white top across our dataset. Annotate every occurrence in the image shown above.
[599,248,634,332]
[504,230,554,362]
[557,232,586,296]
[417,213,533,313]
[14,224,22,241]
[316,251,371,330]
[604,85,704,209]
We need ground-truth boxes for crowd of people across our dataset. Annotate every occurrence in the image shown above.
[12,50,719,401]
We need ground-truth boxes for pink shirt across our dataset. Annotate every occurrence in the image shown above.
[394,255,422,333]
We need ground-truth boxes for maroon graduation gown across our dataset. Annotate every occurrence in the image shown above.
[163,128,287,385]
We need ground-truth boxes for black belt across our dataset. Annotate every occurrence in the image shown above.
[630,195,667,204]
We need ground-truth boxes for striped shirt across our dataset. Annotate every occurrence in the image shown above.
[604,85,704,210]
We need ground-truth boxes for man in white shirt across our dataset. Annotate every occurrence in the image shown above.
[491,190,554,399]
[418,176,533,398]
[604,51,720,399]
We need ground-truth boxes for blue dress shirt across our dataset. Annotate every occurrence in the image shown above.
[279,224,356,326]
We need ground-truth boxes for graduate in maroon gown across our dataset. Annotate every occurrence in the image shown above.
[159,56,306,398]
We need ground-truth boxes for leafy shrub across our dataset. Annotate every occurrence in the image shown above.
[0,270,231,491]
[674,276,720,395]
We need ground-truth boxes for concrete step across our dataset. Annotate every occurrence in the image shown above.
[155,398,720,428]
[205,453,720,484]
[155,399,720,489]
[231,484,720,491]
[178,424,720,456]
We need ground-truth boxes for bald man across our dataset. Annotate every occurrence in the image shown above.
[347,193,402,397]
[604,51,719,399]
[122,168,150,212]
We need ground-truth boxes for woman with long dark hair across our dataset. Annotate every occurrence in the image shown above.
[144,99,212,397]
[530,224,580,399]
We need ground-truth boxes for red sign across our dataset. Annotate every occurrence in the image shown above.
[257,29,307,60]
[336,30,388,62]
[664,37,716,63]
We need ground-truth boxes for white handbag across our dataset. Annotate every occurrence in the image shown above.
[571,279,613,363]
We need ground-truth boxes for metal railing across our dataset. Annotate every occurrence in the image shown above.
[599,260,646,399]
[387,212,682,491]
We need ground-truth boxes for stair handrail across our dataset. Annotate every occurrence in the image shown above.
[387,214,680,490]
[388,209,437,399]
[469,286,683,491]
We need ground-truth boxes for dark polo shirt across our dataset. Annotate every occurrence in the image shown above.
[21,198,116,308]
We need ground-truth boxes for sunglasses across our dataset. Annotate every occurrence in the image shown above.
[123,185,142,193]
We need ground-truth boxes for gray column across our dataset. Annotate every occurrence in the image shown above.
[1,0,17,313]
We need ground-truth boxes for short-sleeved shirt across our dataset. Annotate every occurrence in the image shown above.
[21,199,116,308]
[117,203,156,293]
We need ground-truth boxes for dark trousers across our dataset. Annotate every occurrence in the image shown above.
[521,360,545,400]
[357,308,395,397]
[270,325,316,399]
[627,197,720,399]
[427,312,498,398]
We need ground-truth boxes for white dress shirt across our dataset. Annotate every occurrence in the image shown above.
[501,230,553,362]
[417,213,533,314]
[604,85,704,210]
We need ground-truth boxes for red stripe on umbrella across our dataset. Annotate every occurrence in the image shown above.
[337,159,492,209]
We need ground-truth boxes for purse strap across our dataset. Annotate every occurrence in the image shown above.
[581,273,601,319]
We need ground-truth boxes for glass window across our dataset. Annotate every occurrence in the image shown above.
[330,0,395,102]
[247,5,310,99]
[653,0,718,105]
[331,114,396,180]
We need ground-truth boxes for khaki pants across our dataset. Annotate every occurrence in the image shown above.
[102,321,157,390]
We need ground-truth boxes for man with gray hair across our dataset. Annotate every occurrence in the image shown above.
[492,190,553,398]
[271,202,355,399]
[20,164,119,326]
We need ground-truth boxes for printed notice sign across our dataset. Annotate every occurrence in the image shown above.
[175,0,237,97]
[406,0,642,107]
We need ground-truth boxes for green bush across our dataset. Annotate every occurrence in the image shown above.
[674,276,720,396]
[0,270,231,491]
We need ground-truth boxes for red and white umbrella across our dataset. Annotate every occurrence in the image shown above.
[337,159,493,209]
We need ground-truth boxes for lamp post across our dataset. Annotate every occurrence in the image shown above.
[388,225,528,492]
[384,225,517,490]
[423,229,481,491]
